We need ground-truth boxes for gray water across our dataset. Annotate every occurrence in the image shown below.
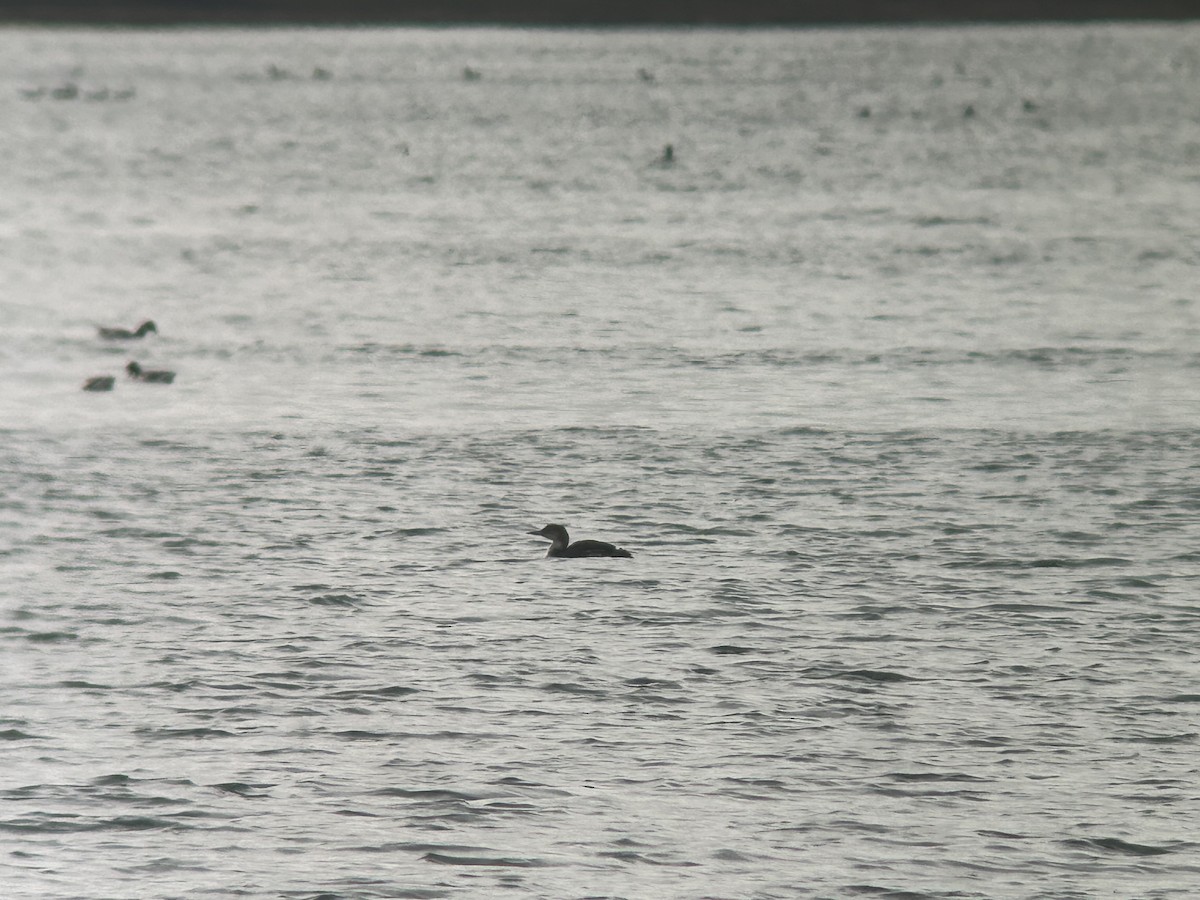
[2,22,1199,900]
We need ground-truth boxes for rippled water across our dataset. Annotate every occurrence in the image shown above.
[2,22,1199,899]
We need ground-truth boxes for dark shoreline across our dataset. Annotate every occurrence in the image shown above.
[0,1,1195,27]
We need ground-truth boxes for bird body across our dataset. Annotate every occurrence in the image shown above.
[98,320,157,340]
[82,375,115,392]
[126,361,175,383]
[529,523,632,559]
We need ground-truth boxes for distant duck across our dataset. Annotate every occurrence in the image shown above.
[50,83,79,101]
[126,361,175,383]
[82,375,115,392]
[660,143,675,165]
[529,523,633,559]
[98,320,157,340]
[462,66,482,82]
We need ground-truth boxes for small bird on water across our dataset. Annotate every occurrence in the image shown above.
[126,361,175,383]
[98,320,157,340]
[82,375,115,392]
[529,523,633,559]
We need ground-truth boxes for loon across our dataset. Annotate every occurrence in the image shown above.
[82,375,115,392]
[126,361,175,383]
[529,523,632,559]
[98,320,157,340]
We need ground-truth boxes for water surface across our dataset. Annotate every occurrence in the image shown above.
[2,23,1199,899]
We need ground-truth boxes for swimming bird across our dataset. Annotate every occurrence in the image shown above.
[529,523,632,559]
[82,375,115,392]
[98,320,157,340]
[126,361,175,383]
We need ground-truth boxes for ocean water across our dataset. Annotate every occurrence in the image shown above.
[2,21,1199,899]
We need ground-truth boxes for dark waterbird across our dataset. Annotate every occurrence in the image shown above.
[529,523,632,559]
[126,361,175,383]
[98,320,157,340]
[82,375,115,392]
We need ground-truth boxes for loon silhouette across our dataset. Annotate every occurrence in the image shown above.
[99,320,157,340]
[529,523,632,559]
[126,361,175,383]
